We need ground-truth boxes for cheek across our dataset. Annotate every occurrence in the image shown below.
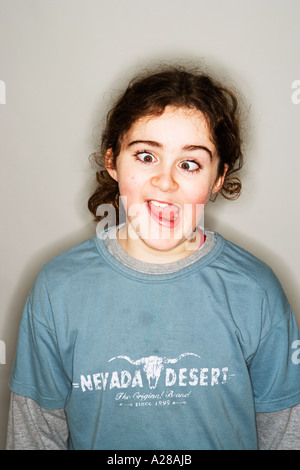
[181,183,211,226]
[183,184,211,206]
[118,168,147,200]
[118,176,142,210]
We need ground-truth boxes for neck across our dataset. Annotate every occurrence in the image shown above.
[117,224,205,264]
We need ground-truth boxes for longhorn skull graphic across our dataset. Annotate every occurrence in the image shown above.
[108,353,201,389]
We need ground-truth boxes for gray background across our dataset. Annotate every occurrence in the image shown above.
[0,0,299,448]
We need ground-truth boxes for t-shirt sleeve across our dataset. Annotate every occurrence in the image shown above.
[248,300,300,413]
[9,270,70,410]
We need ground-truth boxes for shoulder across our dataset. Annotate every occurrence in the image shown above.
[34,237,103,295]
[214,233,289,309]
[215,233,280,286]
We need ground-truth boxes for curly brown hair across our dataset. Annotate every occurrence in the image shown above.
[88,65,244,223]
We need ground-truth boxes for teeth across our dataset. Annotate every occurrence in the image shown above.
[150,200,169,208]
[149,200,179,221]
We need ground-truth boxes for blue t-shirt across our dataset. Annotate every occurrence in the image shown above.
[9,232,300,450]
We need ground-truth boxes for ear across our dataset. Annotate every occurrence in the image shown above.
[105,149,118,182]
[211,164,229,195]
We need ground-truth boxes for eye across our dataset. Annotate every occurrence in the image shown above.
[179,160,201,172]
[135,151,156,164]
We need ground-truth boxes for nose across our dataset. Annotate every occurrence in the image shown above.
[151,169,178,192]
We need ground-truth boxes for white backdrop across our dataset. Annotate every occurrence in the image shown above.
[0,0,299,449]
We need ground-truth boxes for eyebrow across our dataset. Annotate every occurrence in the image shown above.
[127,140,213,160]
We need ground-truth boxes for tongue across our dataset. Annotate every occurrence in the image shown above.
[149,202,179,221]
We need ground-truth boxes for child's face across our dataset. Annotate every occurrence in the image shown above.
[107,106,227,262]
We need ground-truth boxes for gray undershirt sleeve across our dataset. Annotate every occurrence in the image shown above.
[256,406,300,450]
[6,393,68,450]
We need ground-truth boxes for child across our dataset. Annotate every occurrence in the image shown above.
[6,66,300,450]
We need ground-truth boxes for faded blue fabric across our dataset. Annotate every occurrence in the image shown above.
[9,230,300,449]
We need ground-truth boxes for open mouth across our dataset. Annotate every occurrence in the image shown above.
[146,200,181,228]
